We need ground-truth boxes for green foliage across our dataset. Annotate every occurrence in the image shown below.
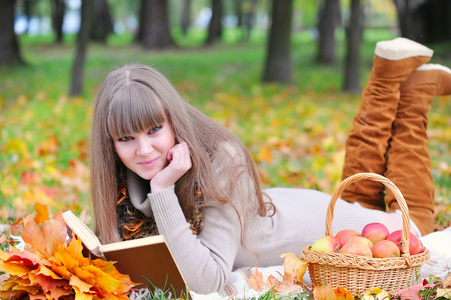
[0,28,450,232]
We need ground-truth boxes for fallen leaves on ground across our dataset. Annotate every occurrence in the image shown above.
[0,210,136,299]
[313,285,354,300]
[246,253,308,294]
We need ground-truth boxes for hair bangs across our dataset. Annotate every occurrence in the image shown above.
[107,82,166,139]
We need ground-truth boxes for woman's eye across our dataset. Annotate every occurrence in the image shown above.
[118,136,133,142]
[149,126,162,134]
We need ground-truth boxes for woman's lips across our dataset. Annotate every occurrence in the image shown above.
[138,157,158,169]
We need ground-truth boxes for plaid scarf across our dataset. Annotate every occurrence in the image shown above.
[116,173,204,240]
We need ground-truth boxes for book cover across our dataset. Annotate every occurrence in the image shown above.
[62,211,188,296]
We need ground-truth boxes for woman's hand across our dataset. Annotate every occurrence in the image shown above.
[150,138,192,193]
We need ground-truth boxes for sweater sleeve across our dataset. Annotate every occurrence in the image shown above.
[148,186,242,295]
[128,143,256,295]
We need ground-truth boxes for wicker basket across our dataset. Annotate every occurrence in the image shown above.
[300,173,430,295]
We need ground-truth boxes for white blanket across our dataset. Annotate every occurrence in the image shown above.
[189,227,451,300]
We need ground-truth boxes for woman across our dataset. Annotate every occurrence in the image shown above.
[90,37,451,294]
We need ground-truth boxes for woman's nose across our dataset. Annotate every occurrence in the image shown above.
[136,137,153,155]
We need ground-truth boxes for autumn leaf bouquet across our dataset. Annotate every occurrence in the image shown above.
[0,211,136,300]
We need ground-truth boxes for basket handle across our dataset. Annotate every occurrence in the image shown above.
[326,173,412,258]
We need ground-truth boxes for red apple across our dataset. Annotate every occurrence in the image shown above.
[417,239,424,254]
[335,229,361,248]
[361,222,389,244]
[351,236,373,247]
[340,239,373,257]
[311,236,340,253]
[371,240,401,258]
[386,230,421,255]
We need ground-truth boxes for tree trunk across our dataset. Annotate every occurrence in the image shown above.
[205,0,223,45]
[242,0,257,41]
[23,0,34,34]
[262,0,293,83]
[343,0,363,93]
[235,0,243,27]
[412,0,451,44]
[180,0,192,36]
[69,0,93,96]
[0,0,24,66]
[139,0,176,49]
[136,0,146,43]
[90,0,114,43]
[316,0,341,64]
[393,0,415,40]
[51,0,65,43]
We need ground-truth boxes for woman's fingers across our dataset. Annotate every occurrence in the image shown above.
[151,141,192,193]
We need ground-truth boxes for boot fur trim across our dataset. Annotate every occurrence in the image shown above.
[417,63,451,74]
[375,37,433,61]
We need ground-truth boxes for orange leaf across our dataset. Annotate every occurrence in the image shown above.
[49,286,74,299]
[34,202,50,225]
[41,211,68,256]
[22,211,67,258]
[436,288,451,299]
[21,217,47,255]
[70,275,93,295]
[443,274,451,288]
[274,271,303,294]
[5,249,42,267]
[0,259,35,277]
[9,218,25,236]
[246,268,266,292]
[314,285,354,300]
[265,274,281,290]
[29,293,48,300]
[84,264,120,293]
[34,273,68,293]
[280,252,308,284]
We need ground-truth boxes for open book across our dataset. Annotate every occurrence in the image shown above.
[62,210,188,296]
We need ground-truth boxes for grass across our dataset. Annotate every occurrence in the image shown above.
[1,27,450,225]
[0,27,450,299]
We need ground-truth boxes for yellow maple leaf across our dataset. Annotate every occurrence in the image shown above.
[362,288,391,300]
[314,285,354,300]
[280,252,308,284]
[436,288,451,299]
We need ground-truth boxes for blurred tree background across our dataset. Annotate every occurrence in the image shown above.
[0,0,450,229]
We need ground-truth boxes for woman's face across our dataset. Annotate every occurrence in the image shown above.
[113,120,176,180]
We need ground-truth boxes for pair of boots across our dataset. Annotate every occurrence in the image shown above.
[341,37,451,236]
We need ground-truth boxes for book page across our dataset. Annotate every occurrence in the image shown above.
[62,210,102,257]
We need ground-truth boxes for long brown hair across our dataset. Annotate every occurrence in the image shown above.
[91,63,271,244]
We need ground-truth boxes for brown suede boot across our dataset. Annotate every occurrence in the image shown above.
[385,64,451,235]
[342,38,433,210]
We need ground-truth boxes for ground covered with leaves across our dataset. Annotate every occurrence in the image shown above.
[0,29,450,299]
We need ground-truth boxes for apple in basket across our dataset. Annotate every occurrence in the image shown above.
[361,222,390,244]
[351,236,373,248]
[334,229,361,249]
[371,240,401,258]
[339,237,373,257]
[386,230,421,255]
[311,236,340,253]
[417,240,425,254]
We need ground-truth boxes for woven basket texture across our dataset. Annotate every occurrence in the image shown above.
[300,173,430,295]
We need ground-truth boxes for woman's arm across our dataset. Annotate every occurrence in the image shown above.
[148,186,242,294]
[129,143,257,294]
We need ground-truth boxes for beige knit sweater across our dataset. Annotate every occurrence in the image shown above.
[126,143,393,295]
